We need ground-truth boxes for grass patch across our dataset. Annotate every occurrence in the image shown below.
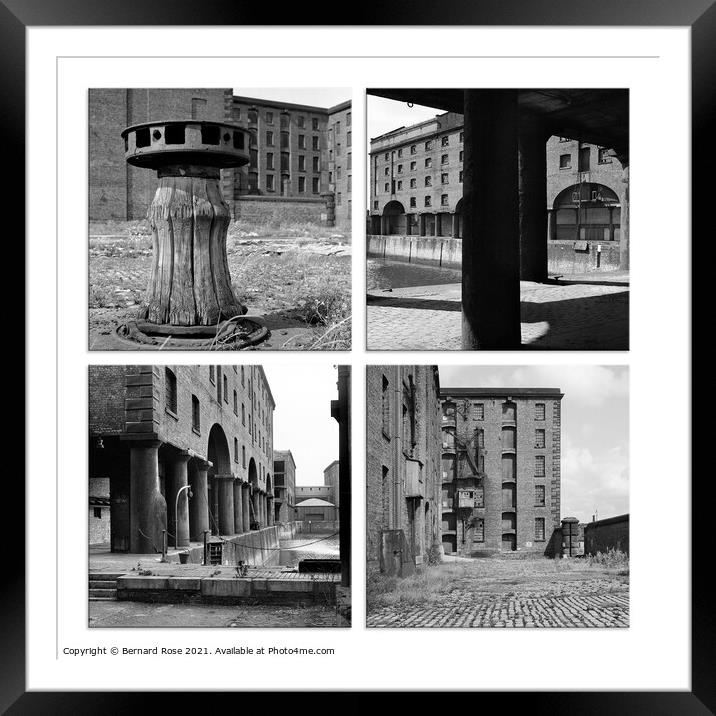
[366,563,472,610]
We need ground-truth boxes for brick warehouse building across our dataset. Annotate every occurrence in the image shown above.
[368,108,628,274]
[272,449,296,524]
[440,387,563,556]
[366,365,443,575]
[89,365,275,554]
[89,89,352,226]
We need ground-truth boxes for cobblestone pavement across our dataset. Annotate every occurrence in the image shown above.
[89,601,348,628]
[366,273,628,350]
[366,557,629,628]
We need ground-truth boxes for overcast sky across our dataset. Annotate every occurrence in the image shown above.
[263,365,339,486]
[438,365,629,523]
[233,88,350,108]
[368,95,443,142]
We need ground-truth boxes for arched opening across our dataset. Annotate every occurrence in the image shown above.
[248,458,260,529]
[552,183,621,242]
[207,424,231,535]
[454,198,464,239]
[382,200,407,235]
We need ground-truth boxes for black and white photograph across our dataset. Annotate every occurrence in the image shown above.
[366,365,629,628]
[89,88,352,351]
[88,364,351,628]
[366,89,630,351]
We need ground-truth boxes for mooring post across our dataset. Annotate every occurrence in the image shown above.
[119,121,269,348]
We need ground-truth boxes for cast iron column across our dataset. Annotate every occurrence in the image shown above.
[167,450,191,548]
[233,479,244,534]
[462,89,521,350]
[189,459,211,542]
[216,474,235,535]
[129,440,166,554]
[518,119,549,282]
[242,484,251,531]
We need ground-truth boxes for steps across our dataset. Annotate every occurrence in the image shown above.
[89,572,125,601]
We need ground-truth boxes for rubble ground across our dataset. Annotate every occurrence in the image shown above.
[88,219,351,351]
[366,554,629,628]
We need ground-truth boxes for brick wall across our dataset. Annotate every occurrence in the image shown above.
[232,196,329,225]
[366,366,442,567]
[440,390,562,556]
[584,514,629,555]
[88,366,132,434]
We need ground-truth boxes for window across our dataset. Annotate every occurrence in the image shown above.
[384,167,390,176]
[598,147,613,164]
[474,403,484,420]
[335,121,341,134]
[242,403,245,425]
[441,194,449,206]
[425,157,432,168]
[234,438,239,462]
[266,131,274,146]
[337,193,342,205]
[241,366,245,386]
[474,486,485,508]
[535,455,546,477]
[312,156,319,172]
[384,152,389,160]
[424,196,431,207]
[474,518,485,542]
[265,111,274,124]
[402,376,417,449]
[242,445,246,469]
[347,176,351,191]
[410,161,416,171]
[559,154,571,169]
[441,136,449,147]
[410,178,417,188]
[347,153,352,169]
[312,117,319,131]
[535,485,546,507]
[397,164,403,174]
[336,166,342,180]
[223,375,228,403]
[347,112,351,126]
[410,144,417,154]
[313,177,320,194]
[535,518,546,541]
[373,200,379,210]
[441,173,449,184]
[232,107,241,120]
[578,146,590,172]
[266,174,275,191]
[441,154,449,164]
[266,152,274,170]
[459,171,464,183]
[424,176,432,187]
[297,115,305,128]
[425,140,432,151]
[298,155,306,171]
[459,131,464,143]
[298,176,306,193]
[409,197,416,208]
[336,143,341,156]
[397,147,402,157]
[191,97,207,120]
[209,366,215,384]
[165,369,177,414]
[384,182,389,192]
[185,392,200,435]
[459,150,464,161]
[535,403,546,421]
[535,429,546,448]
[397,180,402,191]
[312,135,319,150]
[381,375,390,437]
[298,134,306,149]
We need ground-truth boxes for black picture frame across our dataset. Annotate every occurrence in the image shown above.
[8,1,705,710]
